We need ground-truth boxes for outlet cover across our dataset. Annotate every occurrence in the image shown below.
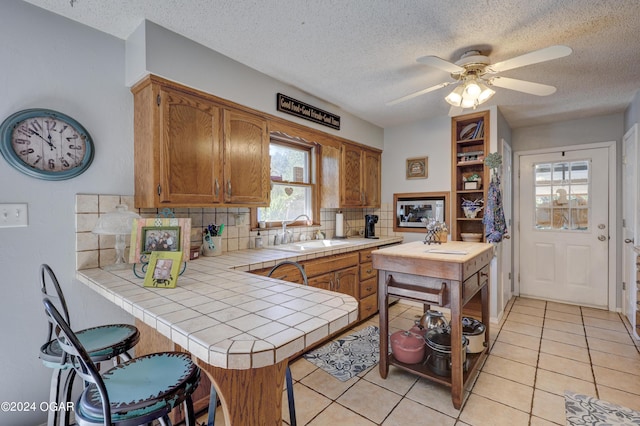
[0,203,28,228]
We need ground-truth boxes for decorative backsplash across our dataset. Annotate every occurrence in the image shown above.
[74,193,396,269]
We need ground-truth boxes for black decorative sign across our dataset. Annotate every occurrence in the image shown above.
[277,93,340,130]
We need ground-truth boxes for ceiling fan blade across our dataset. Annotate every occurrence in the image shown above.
[490,77,557,96]
[489,45,572,73]
[386,82,453,106]
[416,55,465,74]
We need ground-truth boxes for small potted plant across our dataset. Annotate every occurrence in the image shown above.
[463,173,482,190]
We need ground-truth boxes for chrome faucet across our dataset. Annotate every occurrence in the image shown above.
[281,214,312,244]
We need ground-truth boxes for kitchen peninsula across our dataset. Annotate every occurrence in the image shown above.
[373,241,493,409]
[76,237,401,425]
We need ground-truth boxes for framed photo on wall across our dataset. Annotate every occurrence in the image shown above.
[406,156,428,179]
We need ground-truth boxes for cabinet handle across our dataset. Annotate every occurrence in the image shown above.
[215,178,220,197]
[366,268,372,274]
[480,271,489,278]
[366,286,372,292]
[335,278,340,289]
[227,180,232,197]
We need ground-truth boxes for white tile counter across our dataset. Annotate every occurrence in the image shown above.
[76,236,402,369]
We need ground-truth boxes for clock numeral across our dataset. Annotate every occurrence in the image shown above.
[45,119,57,132]
[48,159,55,170]
[68,144,82,150]
[66,134,79,142]
[13,138,31,145]
[19,148,35,155]
[16,126,31,138]
[33,155,42,166]
[60,157,70,168]
[29,120,43,132]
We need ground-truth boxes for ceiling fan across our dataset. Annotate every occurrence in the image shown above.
[387,45,572,115]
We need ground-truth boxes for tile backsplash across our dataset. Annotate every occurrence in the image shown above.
[75,193,396,269]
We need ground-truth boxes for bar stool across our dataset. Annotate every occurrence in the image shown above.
[206,260,306,426]
[43,298,200,426]
[39,264,140,426]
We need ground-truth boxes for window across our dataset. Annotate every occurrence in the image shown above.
[256,133,317,226]
[534,160,590,230]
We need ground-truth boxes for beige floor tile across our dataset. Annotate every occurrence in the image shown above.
[537,353,593,382]
[300,368,359,400]
[307,402,376,426]
[289,357,318,381]
[531,389,566,425]
[282,383,332,425]
[336,380,403,424]
[587,336,640,359]
[589,349,640,373]
[544,318,585,335]
[382,398,456,426]
[490,341,539,366]
[529,415,562,426]
[482,355,536,386]
[459,393,529,426]
[583,316,628,332]
[582,307,622,321]
[514,298,547,309]
[592,365,640,395]
[405,378,461,418]
[506,312,545,327]
[497,329,541,350]
[546,301,581,315]
[471,372,533,412]
[541,328,587,348]
[585,325,635,345]
[535,369,596,397]
[510,304,545,317]
[501,320,543,338]
[597,384,640,411]
[388,315,416,333]
[362,365,418,396]
[539,339,590,363]
[545,310,583,324]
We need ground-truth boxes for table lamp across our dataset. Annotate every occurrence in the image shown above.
[92,204,141,265]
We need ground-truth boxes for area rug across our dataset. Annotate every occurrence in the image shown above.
[303,325,379,381]
[565,391,640,425]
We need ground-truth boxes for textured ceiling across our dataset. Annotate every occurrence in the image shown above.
[22,0,640,129]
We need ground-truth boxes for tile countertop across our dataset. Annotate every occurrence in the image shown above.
[75,236,402,370]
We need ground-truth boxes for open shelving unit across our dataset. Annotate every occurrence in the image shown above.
[451,111,490,241]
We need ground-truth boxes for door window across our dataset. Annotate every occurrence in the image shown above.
[534,160,590,231]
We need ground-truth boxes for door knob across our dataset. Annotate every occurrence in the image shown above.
[624,238,634,244]
[598,235,607,241]
[503,235,511,239]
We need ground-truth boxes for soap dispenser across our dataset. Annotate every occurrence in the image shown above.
[255,230,263,249]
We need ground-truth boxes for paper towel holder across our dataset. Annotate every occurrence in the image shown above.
[334,210,348,239]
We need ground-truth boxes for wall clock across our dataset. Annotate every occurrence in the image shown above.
[0,109,94,180]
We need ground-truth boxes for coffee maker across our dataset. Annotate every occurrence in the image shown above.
[364,214,379,239]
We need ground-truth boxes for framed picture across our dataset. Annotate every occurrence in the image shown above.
[129,218,191,263]
[406,157,428,179]
[143,251,183,288]
[142,226,180,253]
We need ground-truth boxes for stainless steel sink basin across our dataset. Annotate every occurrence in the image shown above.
[274,239,350,252]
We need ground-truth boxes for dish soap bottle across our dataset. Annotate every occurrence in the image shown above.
[255,230,263,249]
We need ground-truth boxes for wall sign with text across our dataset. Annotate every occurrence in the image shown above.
[277,93,340,130]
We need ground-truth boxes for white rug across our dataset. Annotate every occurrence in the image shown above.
[565,391,640,425]
[302,326,379,382]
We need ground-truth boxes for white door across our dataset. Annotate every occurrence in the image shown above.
[622,125,638,327]
[502,141,513,305]
[519,148,609,307]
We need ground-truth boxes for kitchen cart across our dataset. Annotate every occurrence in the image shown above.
[373,241,493,409]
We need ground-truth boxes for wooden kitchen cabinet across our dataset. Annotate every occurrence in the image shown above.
[131,75,269,208]
[322,142,381,209]
[358,248,379,320]
[305,252,359,299]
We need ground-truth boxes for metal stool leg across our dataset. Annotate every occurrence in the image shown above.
[207,385,217,426]
[286,366,297,426]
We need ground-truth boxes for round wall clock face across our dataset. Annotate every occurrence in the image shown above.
[0,109,94,180]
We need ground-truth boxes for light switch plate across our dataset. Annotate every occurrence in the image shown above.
[0,203,28,228]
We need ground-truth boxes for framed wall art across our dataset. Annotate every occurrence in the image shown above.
[130,217,191,263]
[406,156,428,179]
[143,251,183,288]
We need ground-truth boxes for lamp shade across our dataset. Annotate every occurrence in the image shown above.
[92,204,140,235]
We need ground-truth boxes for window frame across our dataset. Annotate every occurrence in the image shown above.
[250,132,320,229]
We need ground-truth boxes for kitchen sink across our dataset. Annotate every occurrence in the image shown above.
[274,239,350,252]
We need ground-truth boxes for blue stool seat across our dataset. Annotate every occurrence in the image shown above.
[43,298,201,426]
[76,352,200,425]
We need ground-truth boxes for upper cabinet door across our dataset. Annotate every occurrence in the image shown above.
[341,144,364,207]
[159,87,223,205]
[363,149,381,208]
[222,109,270,205]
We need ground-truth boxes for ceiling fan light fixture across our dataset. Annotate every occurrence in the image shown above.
[477,82,495,103]
[464,80,481,97]
[460,97,477,109]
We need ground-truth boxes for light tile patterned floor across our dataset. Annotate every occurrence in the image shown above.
[201,297,640,425]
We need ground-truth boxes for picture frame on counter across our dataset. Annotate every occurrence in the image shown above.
[406,156,428,179]
[143,251,182,288]
[130,217,191,263]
